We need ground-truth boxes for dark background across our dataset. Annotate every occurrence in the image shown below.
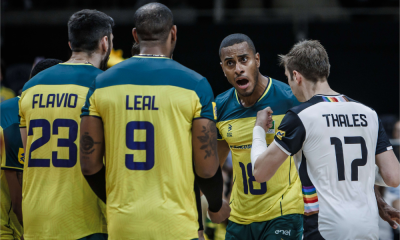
[2,0,399,117]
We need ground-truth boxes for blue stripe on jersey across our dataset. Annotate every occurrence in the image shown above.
[95,57,206,91]
[22,64,103,92]
[216,79,299,122]
[84,57,214,120]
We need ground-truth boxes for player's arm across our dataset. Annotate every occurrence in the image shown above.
[375,185,400,229]
[193,118,230,223]
[217,140,230,167]
[2,127,24,226]
[4,170,23,225]
[374,117,400,188]
[80,116,106,203]
[253,108,305,183]
[375,150,400,188]
[20,128,27,152]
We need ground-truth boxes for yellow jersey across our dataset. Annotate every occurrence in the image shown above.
[81,56,216,240]
[0,97,24,239]
[216,78,304,224]
[18,63,107,239]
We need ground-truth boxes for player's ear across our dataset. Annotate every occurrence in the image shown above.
[220,62,226,77]
[100,35,109,53]
[170,25,177,43]
[255,52,260,68]
[132,28,140,44]
[293,70,301,84]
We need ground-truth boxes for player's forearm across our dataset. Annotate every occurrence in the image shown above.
[19,128,27,152]
[253,142,288,183]
[217,140,230,167]
[195,166,223,212]
[376,150,400,188]
[5,170,23,226]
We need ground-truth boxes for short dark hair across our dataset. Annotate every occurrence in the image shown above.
[133,3,173,42]
[68,9,114,53]
[30,59,63,78]
[279,40,330,83]
[219,33,256,57]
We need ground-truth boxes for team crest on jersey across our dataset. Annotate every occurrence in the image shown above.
[18,148,25,165]
[212,102,217,120]
[266,120,275,134]
[276,130,285,140]
[227,124,233,137]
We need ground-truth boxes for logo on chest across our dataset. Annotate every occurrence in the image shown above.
[227,124,233,137]
[266,120,275,134]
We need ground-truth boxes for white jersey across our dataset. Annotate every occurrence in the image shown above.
[274,94,393,240]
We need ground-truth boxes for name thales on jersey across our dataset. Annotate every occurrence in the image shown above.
[322,113,368,127]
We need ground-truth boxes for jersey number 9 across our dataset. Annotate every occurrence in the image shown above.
[125,121,155,170]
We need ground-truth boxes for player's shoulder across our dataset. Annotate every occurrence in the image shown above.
[22,63,102,92]
[215,87,239,122]
[215,87,235,106]
[269,78,298,103]
[0,97,20,129]
[96,57,206,91]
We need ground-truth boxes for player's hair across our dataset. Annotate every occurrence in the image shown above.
[30,59,63,78]
[279,40,330,83]
[133,3,174,43]
[68,9,114,53]
[219,33,256,57]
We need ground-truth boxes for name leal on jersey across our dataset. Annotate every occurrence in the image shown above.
[32,93,78,109]
[126,95,158,110]
[322,113,368,127]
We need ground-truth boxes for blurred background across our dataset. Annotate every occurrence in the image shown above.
[1,0,399,239]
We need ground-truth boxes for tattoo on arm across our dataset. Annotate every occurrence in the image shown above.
[80,132,101,155]
[197,121,218,159]
[16,172,23,187]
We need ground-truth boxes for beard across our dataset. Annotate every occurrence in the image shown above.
[99,39,112,71]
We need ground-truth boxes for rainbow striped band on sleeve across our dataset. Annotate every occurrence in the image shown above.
[322,96,349,103]
[303,185,319,216]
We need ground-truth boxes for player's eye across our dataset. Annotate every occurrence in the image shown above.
[227,61,234,66]
[241,57,248,62]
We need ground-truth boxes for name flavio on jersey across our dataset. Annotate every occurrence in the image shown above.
[322,114,368,127]
[32,93,78,109]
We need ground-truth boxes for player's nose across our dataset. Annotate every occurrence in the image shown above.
[235,63,244,75]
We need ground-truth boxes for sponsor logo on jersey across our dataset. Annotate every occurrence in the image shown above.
[18,148,25,165]
[227,124,232,137]
[212,102,217,120]
[266,120,275,134]
[276,130,285,140]
[275,230,291,236]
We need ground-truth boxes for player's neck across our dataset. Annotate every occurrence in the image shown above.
[66,52,102,69]
[238,74,269,108]
[303,79,339,101]
[139,45,171,58]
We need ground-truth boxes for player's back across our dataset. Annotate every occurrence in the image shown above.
[288,95,384,239]
[18,63,107,239]
[0,97,24,239]
[82,56,215,239]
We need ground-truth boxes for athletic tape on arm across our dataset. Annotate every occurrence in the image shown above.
[251,126,268,172]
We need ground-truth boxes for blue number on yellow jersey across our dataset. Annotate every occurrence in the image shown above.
[18,63,107,239]
[216,78,304,224]
[81,56,215,240]
[0,97,24,239]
